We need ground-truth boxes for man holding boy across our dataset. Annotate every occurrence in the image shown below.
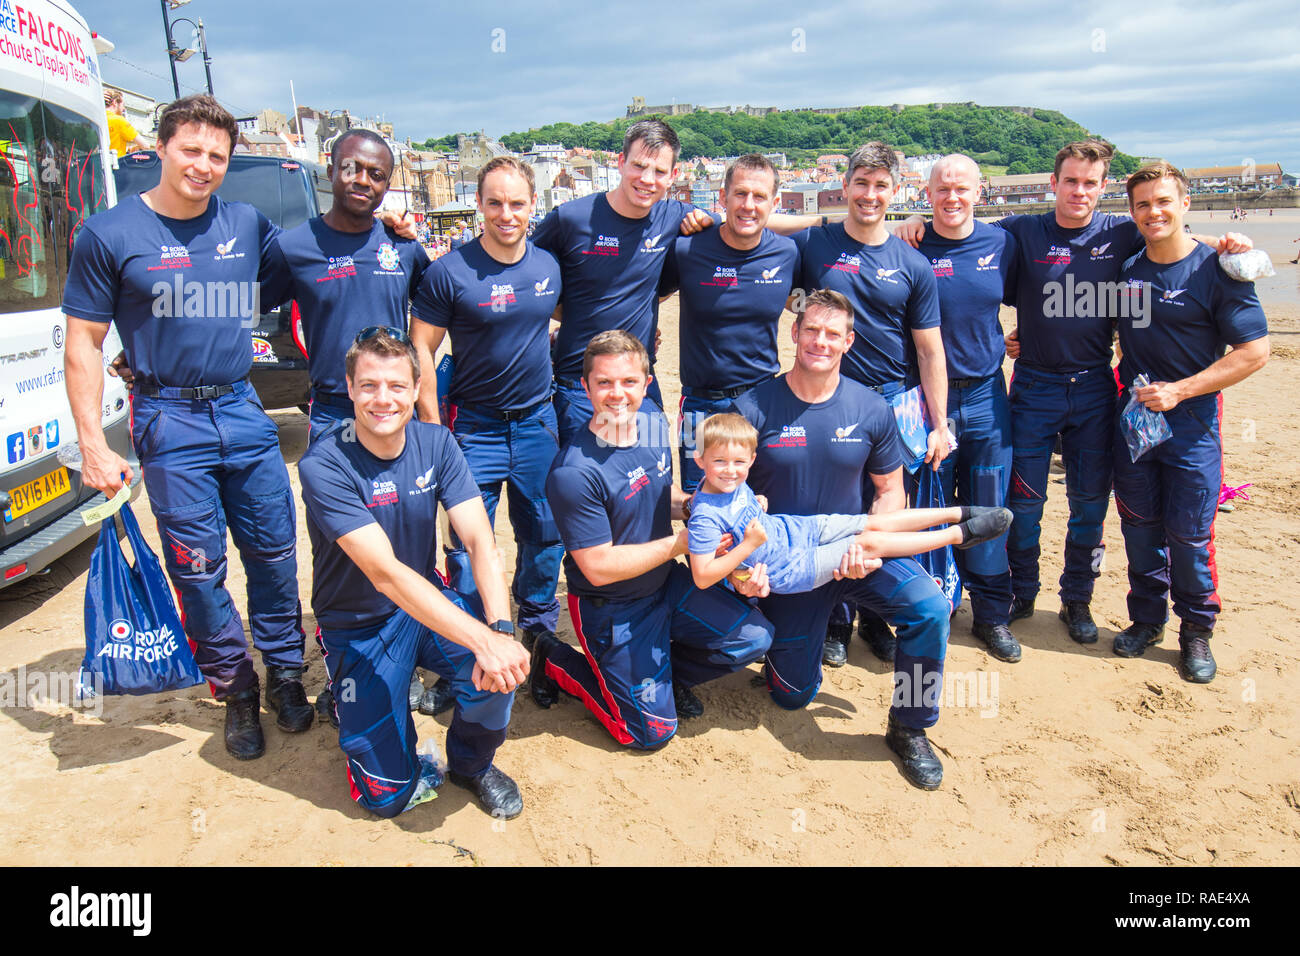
[535,331,773,748]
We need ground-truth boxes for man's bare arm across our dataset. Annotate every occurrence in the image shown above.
[867,467,907,515]
[409,320,447,424]
[569,532,686,589]
[1135,338,1269,412]
[445,496,512,626]
[64,317,131,494]
[336,523,528,692]
[912,326,951,471]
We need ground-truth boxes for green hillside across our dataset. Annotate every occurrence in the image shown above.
[420,104,1138,175]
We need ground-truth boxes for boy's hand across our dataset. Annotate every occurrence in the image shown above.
[1004,328,1021,359]
[755,494,768,513]
[742,518,767,547]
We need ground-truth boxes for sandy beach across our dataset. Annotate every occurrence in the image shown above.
[2,213,1297,867]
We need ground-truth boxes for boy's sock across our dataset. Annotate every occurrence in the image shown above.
[956,508,1013,550]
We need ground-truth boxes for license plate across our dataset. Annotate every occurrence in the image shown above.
[5,467,71,522]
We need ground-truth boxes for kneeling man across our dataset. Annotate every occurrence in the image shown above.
[298,328,529,818]
[534,331,774,748]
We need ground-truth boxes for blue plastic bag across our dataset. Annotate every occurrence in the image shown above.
[1120,373,1173,462]
[79,502,204,698]
[913,467,962,614]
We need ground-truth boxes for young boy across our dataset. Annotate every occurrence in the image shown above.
[686,414,1010,594]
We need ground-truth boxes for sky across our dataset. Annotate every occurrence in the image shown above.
[81,0,1299,174]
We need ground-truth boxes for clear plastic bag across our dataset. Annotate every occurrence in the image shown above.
[1219,249,1275,282]
[1120,373,1173,462]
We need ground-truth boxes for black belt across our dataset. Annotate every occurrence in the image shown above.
[310,390,352,409]
[455,398,549,422]
[682,383,758,400]
[948,375,990,390]
[136,380,243,400]
[555,377,581,390]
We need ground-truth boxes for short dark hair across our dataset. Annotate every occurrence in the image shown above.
[345,329,420,383]
[846,141,899,186]
[477,155,536,195]
[796,288,855,335]
[157,94,238,156]
[331,128,394,171]
[724,153,779,193]
[582,330,650,381]
[1126,160,1189,202]
[622,119,680,165]
[1054,139,1115,178]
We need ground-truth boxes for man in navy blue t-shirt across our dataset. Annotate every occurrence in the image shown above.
[298,330,529,819]
[532,119,712,445]
[410,156,565,660]
[733,289,953,790]
[63,95,310,760]
[659,154,800,493]
[1110,163,1268,683]
[272,129,430,441]
[916,155,1021,663]
[534,331,773,749]
[793,142,952,668]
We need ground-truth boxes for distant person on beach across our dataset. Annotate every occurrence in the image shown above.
[1110,161,1269,683]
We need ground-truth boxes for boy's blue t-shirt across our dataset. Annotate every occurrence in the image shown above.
[687,482,822,594]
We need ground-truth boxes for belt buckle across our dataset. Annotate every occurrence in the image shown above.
[192,384,221,401]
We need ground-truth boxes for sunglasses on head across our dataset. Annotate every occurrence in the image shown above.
[354,326,411,345]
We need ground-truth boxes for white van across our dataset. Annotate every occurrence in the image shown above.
[0,0,137,588]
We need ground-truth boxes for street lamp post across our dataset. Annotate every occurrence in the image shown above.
[161,1,214,98]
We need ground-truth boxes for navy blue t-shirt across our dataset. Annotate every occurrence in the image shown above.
[271,218,429,397]
[63,194,280,386]
[998,211,1144,371]
[793,224,940,387]
[733,375,904,516]
[533,192,701,378]
[546,425,675,601]
[659,227,799,390]
[298,419,480,630]
[917,220,1019,380]
[1117,244,1268,389]
[410,239,562,410]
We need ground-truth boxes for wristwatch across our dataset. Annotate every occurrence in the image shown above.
[489,620,515,635]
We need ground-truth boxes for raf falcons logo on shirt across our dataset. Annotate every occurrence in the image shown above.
[1160,288,1187,306]
[534,276,555,296]
[833,422,863,443]
[656,452,670,477]
[641,233,668,253]
[408,465,438,496]
[624,465,650,499]
[976,252,999,271]
[1090,242,1113,259]
[875,267,901,284]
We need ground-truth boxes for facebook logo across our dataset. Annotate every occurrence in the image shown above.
[45,420,59,449]
[7,432,24,464]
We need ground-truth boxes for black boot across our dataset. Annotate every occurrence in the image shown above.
[673,681,704,719]
[265,665,314,733]
[529,633,562,708]
[971,621,1022,663]
[449,765,524,819]
[1008,596,1035,622]
[225,684,265,760]
[418,676,456,717]
[859,613,897,663]
[1178,621,1216,683]
[822,621,850,668]
[1058,601,1099,644]
[1113,621,1164,658]
[884,713,942,790]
